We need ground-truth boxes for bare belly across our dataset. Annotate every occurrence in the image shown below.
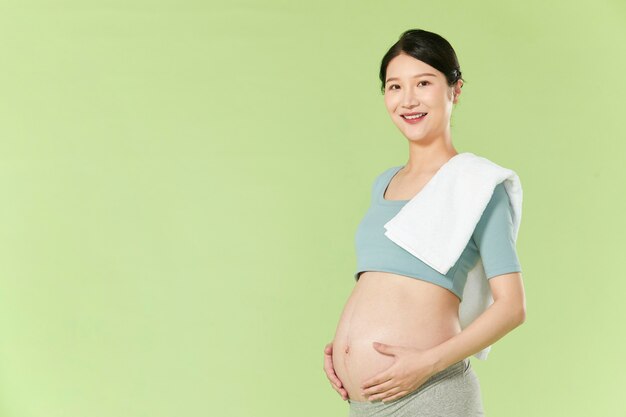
[332,271,462,402]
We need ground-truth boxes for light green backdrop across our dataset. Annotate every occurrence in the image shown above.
[0,1,624,416]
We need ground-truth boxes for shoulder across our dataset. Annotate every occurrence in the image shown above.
[492,181,509,199]
[477,182,514,227]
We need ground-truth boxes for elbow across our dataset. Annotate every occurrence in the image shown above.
[493,296,526,325]
[498,298,525,326]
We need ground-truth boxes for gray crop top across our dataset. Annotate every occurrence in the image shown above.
[354,165,522,301]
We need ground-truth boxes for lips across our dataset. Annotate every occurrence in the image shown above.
[401,112,427,124]
[401,112,428,119]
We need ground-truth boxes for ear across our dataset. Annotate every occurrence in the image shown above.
[452,80,463,103]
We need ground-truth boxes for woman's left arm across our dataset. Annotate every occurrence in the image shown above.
[426,271,526,373]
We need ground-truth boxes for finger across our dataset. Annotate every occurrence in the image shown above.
[369,385,403,402]
[380,389,409,404]
[328,379,348,398]
[323,365,344,389]
[323,360,343,387]
[326,374,342,391]
[361,372,393,390]
[323,350,344,387]
[363,379,396,400]
[324,345,332,358]
[336,387,349,400]
[340,391,349,401]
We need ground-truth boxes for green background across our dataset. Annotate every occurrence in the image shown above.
[0,1,624,416]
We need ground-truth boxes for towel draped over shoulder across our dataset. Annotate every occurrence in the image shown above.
[383,152,523,360]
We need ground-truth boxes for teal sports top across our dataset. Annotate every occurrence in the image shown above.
[354,165,522,301]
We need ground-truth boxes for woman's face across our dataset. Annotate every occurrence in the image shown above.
[383,53,461,142]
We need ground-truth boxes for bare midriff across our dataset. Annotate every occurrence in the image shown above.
[332,271,462,402]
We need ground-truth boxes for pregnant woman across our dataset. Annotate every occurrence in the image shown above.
[323,29,527,416]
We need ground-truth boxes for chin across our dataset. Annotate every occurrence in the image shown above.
[403,131,428,141]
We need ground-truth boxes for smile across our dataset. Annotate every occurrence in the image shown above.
[401,113,427,124]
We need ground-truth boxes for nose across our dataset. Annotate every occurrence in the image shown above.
[401,89,420,108]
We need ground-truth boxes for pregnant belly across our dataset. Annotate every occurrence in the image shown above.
[332,271,462,402]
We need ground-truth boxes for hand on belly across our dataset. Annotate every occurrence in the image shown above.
[332,338,405,402]
[331,272,461,402]
[334,338,438,403]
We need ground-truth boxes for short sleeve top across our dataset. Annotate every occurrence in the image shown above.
[354,165,522,301]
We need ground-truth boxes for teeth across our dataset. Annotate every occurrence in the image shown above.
[404,113,426,119]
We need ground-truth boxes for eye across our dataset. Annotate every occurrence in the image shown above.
[387,81,430,91]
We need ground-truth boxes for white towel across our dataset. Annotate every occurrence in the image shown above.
[383,152,523,360]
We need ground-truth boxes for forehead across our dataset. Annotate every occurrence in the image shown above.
[385,54,441,81]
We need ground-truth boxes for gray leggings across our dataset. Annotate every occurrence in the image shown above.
[347,358,484,417]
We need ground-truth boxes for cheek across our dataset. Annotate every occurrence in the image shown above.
[384,95,398,112]
[383,99,393,113]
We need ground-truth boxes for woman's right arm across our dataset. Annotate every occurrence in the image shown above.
[323,341,349,400]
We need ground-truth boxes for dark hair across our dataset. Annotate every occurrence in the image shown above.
[379,29,465,95]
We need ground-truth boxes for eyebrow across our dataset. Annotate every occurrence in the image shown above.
[385,73,437,84]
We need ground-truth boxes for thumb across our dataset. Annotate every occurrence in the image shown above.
[372,341,396,355]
